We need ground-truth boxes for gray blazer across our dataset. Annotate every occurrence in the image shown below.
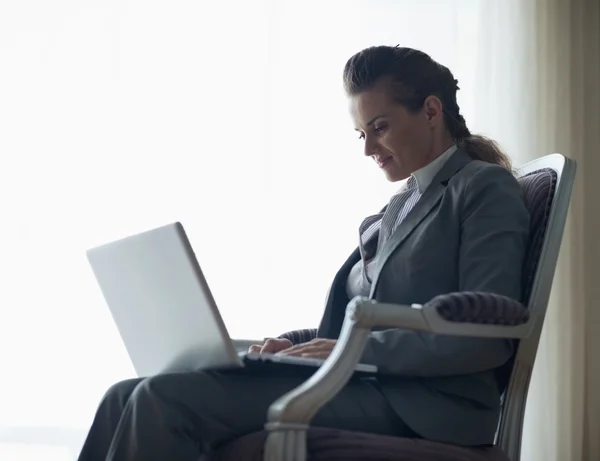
[317,149,530,446]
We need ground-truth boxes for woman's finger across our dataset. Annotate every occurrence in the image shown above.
[248,344,262,354]
[277,345,304,355]
[260,338,293,354]
[279,339,323,354]
[281,345,325,357]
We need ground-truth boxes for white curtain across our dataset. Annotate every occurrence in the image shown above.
[473,1,600,460]
[0,1,597,460]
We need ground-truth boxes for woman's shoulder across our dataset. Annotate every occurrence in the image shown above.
[445,157,526,214]
[461,157,516,176]
[442,158,530,232]
[453,158,521,191]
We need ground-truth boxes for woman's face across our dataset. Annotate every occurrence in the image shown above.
[350,80,441,182]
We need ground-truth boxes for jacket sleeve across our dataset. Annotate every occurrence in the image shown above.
[360,165,531,376]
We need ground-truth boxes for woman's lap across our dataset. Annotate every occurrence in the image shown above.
[144,370,403,433]
[134,367,405,446]
[98,368,414,458]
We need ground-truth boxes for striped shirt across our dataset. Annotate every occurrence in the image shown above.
[346,145,458,298]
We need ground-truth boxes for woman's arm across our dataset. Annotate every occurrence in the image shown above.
[360,164,531,376]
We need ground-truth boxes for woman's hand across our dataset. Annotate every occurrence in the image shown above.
[248,338,293,354]
[278,338,337,359]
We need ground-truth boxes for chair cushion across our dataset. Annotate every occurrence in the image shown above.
[518,168,557,303]
[211,428,509,461]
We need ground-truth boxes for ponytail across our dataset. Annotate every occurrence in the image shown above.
[459,135,512,171]
[446,111,512,170]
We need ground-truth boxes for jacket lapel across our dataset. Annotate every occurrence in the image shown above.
[369,149,472,296]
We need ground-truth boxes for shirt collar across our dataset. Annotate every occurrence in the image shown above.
[411,144,458,194]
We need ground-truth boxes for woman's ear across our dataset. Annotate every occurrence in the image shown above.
[423,95,444,125]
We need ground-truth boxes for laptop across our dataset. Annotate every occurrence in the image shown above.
[86,222,377,377]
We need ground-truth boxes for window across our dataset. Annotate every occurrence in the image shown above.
[0,1,480,458]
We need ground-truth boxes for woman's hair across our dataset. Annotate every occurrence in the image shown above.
[343,46,512,170]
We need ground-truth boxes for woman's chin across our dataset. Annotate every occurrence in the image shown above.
[383,167,408,183]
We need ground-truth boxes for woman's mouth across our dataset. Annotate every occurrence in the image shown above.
[374,156,393,168]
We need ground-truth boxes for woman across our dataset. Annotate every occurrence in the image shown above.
[78,46,530,461]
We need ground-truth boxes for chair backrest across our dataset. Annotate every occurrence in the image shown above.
[497,154,577,461]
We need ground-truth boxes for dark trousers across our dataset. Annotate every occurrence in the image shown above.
[78,369,417,461]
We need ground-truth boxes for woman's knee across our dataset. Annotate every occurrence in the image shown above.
[134,372,198,398]
[102,377,144,405]
[129,371,216,408]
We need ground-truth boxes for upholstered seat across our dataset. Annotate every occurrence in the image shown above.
[211,428,509,461]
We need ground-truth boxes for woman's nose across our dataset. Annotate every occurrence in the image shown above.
[363,137,376,157]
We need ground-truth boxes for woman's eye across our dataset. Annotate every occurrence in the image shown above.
[357,124,385,140]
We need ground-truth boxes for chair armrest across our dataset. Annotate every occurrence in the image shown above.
[376,291,532,339]
[264,311,370,460]
[264,293,531,459]
[278,329,317,345]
